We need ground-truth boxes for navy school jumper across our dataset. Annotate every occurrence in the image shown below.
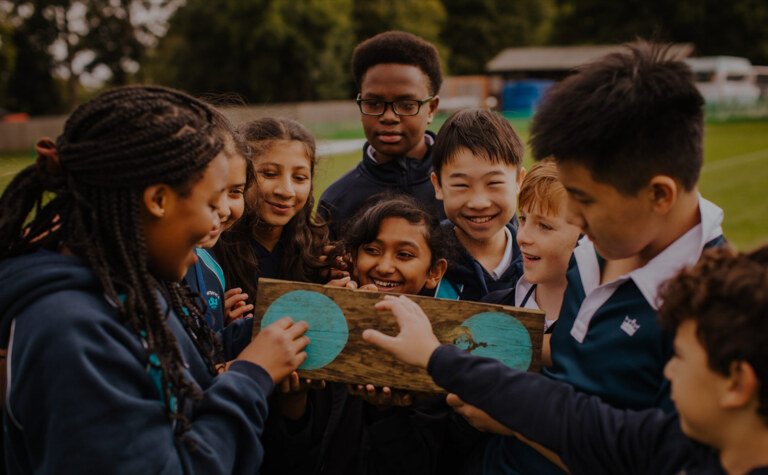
[428,344,768,475]
[435,221,523,302]
[261,383,486,475]
[489,197,726,474]
[0,250,274,474]
[184,247,254,361]
[184,248,226,331]
[317,132,445,241]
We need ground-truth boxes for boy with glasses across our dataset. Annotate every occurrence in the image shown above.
[318,30,444,240]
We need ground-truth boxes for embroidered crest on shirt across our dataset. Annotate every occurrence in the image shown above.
[206,290,221,310]
[620,316,641,336]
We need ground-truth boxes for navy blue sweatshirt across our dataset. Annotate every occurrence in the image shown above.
[428,345,768,475]
[184,247,254,361]
[318,132,445,241]
[436,222,523,302]
[261,383,481,474]
[0,250,274,474]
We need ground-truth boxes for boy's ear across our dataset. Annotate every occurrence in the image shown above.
[517,167,526,188]
[430,171,444,200]
[424,258,448,290]
[427,96,439,124]
[721,360,760,411]
[647,176,678,215]
[142,184,172,218]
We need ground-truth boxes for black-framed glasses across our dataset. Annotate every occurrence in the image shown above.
[356,94,435,117]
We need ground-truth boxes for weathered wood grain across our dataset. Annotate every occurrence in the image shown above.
[253,278,545,393]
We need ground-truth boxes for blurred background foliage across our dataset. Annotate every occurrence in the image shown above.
[1,0,767,113]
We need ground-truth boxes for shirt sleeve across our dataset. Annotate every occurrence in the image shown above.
[6,293,273,475]
[427,344,696,475]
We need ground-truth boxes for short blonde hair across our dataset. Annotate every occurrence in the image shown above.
[518,159,566,216]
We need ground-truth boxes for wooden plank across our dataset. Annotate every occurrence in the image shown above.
[253,278,545,393]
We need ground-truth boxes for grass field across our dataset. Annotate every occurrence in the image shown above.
[2,118,767,250]
[313,119,768,251]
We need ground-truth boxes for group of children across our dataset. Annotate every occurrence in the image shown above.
[0,29,765,475]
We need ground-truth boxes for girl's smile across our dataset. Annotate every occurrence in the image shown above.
[251,140,312,230]
[354,216,444,295]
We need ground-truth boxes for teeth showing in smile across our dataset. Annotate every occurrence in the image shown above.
[373,279,400,288]
[523,252,540,261]
[466,216,493,224]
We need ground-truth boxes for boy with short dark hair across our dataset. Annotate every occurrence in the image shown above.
[318,30,444,240]
[364,244,768,474]
[430,108,525,301]
[532,41,725,412]
[442,41,726,474]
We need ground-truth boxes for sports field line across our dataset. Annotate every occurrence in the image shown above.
[702,148,768,173]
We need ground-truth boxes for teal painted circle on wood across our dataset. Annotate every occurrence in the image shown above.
[453,312,533,370]
[261,290,348,370]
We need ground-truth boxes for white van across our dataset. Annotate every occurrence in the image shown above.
[684,56,760,105]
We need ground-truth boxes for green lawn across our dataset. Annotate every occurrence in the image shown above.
[3,119,767,250]
[313,119,768,251]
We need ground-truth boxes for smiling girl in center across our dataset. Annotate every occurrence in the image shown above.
[345,194,448,295]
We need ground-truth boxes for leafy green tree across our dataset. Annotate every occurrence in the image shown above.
[352,0,446,45]
[153,0,354,102]
[3,1,63,114]
[3,0,175,112]
[0,18,17,110]
[440,0,554,74]
[551,0,768,64]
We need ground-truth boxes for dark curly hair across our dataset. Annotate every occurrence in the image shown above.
[658,244,768,424]
[214,117,331,299]
[352,30,443,95]
[0,85,232,441]
[530,40,704,195]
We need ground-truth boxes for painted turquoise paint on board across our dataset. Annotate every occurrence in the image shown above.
[261,290,349,370]
[453,311,533,370]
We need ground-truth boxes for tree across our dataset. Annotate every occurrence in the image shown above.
[153,0,355,102]
[3,0,177,112]
[0,17,17,110]
[550,0,768,65]
[3,1,63,114]
[352,0,446,45]
[440,0,554,75]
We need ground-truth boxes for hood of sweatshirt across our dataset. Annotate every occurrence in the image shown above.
[441,220,523,300]
[0,250,100,346]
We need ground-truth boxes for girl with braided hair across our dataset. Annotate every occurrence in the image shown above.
[0,85,309,474]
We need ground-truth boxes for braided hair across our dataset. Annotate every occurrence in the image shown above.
[0,85,228,440]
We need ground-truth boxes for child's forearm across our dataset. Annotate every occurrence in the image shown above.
[427,345,689,474]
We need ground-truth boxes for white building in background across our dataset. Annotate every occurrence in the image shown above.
[684,56,761,105]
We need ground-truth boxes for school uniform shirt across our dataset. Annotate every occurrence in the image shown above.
[481,276,568,475]
[184,248,226,331]
[261,383,472,475]
[317,132,445,241]
[544,196,725,411]
[184,248,254,361]
[0,250,273,474]
[436,223,523,302]
[428,344,768,475]
[253,238,284,280]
